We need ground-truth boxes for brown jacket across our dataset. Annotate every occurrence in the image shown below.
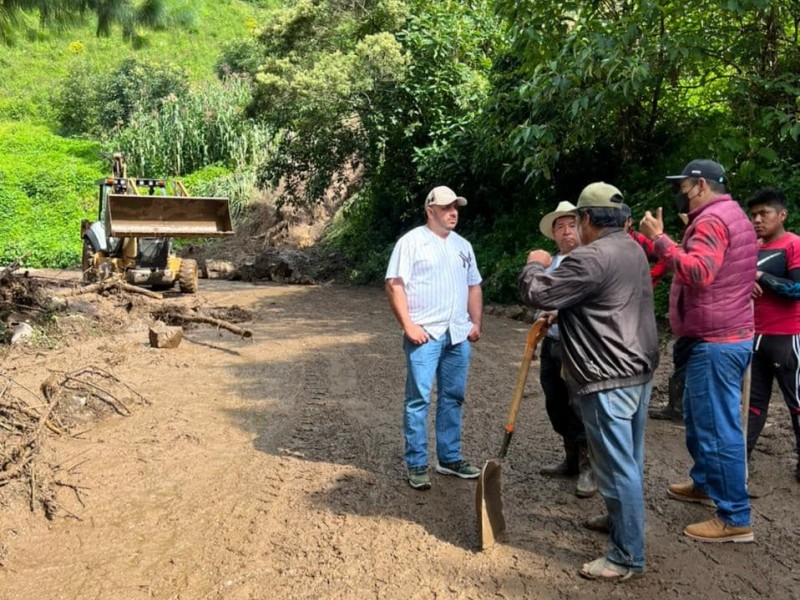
[518,229,659,396]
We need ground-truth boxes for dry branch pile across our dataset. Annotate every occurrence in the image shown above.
[0,368,149,519]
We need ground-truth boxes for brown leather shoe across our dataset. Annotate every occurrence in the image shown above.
[684,517,754,543]
[667,481,715,506]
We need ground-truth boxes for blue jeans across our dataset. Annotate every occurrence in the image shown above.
[684,340,752,527]
[403,333,471,468]
[579,382,652,571]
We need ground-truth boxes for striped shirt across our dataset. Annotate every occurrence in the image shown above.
[386,225,482,344]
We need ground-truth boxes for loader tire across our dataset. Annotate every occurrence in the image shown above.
[81,239,97,283]
[178,259,199,294]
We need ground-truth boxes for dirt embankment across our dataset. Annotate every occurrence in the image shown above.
[0,275,797,600]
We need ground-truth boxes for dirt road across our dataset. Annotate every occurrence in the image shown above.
[0,279,797,599]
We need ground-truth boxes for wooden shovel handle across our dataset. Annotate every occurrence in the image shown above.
[498,318,548,458]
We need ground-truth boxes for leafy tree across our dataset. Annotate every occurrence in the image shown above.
[484,0,800,204]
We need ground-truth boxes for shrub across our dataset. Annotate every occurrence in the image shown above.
[0,121,102,268]
[54,57,190,137]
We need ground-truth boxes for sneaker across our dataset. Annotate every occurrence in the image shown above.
[667,481,715,506]
[684,517,754,543]
[408,466,431,490]
[435,460,480,479]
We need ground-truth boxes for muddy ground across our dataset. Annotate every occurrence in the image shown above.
[0,274,798,600]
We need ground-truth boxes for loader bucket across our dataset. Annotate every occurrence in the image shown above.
[107,194,234,238]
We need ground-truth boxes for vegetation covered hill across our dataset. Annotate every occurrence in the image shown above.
[0,0,276,268]
[1,1,799,306]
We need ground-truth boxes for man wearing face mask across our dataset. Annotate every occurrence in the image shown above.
[640,159,757,543]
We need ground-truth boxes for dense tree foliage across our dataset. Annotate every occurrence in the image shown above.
[229,0,800,300]
[7,0,800,302]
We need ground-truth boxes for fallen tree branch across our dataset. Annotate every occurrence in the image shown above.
[0,254,28,284]
[163,312,253,338]
[58,280,163,300]
[59,282,106,297]
[65,366,150,408]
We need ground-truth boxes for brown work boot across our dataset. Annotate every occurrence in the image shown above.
[667,481,715,506]
[684,516,754,543]
[575,443,598,498]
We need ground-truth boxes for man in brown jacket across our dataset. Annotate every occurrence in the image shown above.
[519,182,659,581]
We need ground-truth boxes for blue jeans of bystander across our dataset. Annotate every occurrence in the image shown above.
[403,332,471,469]
[579,382,652,571]
[684,339,752,527]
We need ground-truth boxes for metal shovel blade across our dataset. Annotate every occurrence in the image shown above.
[476,458,505,549]
[475,319,547,551]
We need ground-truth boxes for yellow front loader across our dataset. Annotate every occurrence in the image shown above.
[81,154,234,293]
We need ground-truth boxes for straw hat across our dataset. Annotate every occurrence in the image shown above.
[539,201,578,240]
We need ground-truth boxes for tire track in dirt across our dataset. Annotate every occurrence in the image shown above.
[0,280,797,600]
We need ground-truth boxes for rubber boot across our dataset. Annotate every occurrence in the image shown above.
[540,438,579,477]
[649,372,684,421]
[575,443,598,498]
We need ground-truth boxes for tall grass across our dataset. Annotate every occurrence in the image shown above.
[110,75,279,218]
[112,76,277,176]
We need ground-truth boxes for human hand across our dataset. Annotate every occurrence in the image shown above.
[404,323,429,345]
[467,323,481,342]
[752,280,763,300]
[539,310,558,326]
[526,250,552,268]
[639,207,664,240]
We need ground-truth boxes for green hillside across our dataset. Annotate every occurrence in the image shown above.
[0,122,102,267]
[0,0,278,268]
[0,0,276,122]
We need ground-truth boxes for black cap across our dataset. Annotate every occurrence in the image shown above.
[665,159,727,185]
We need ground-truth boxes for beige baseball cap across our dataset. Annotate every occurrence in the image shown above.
[576,182,624,208]
[425,186,467,207]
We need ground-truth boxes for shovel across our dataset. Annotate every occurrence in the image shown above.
[476,318,548,550]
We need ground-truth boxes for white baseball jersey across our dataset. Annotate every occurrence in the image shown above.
[386,225,482,344]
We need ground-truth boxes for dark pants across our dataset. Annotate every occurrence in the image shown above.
[747,333,800,457]
[540,336,585,446]
[671,336,699,400]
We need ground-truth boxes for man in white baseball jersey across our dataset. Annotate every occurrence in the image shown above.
[385,185,483,490]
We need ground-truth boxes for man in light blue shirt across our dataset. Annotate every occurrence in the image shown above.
[385,186,483,490]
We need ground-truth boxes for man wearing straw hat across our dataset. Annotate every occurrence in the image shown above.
[534,201,596,498]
